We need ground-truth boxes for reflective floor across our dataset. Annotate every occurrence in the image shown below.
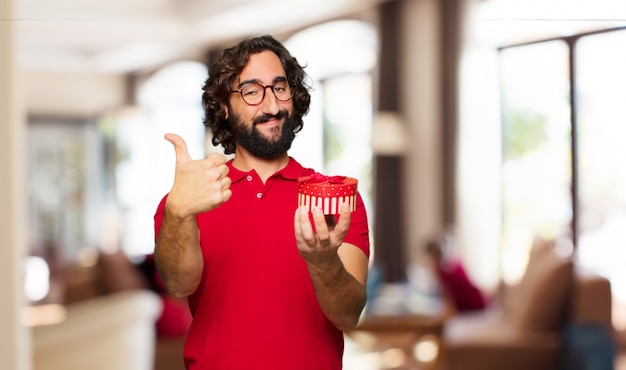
[343,334,440,370]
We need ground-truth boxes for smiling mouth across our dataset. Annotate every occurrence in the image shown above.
[253,111,287,126]
[256,118,280,125]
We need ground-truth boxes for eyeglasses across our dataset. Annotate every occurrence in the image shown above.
[230,80,293,106]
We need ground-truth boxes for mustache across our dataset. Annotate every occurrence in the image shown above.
[253,110,288,125]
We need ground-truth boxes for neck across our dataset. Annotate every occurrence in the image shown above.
[232,148,290,183]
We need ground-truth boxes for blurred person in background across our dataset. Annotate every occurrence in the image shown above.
[424,231,488,313]
[153,35,370,370]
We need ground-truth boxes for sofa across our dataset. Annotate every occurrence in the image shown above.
[441,238,615,370]
[32,249,189,370]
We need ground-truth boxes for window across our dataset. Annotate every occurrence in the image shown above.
[285,20,377,240]
[576,30,626,304]
[499,27,626,301]
[112,61,208,257]
[499,40,572,282]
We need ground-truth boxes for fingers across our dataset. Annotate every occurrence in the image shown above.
[220,177,233,203]
[166,134,227,170]
[295,204,351,247]
[335,202,352,237]
[207,152,230,199]
[311,207,331,241]
[206,152,227,167]
[164,133,192,164]
[164,133,232,216]
[294,206,312,241]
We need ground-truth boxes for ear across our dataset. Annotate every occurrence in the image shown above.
[222,103,229,119]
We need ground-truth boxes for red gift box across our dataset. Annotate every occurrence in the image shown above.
[297,173,358,215]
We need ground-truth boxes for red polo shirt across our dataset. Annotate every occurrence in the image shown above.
[154,158,370,370]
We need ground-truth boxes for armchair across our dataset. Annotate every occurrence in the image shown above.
[441,239,614,370]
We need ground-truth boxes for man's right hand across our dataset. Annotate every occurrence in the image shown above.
[164,133,232,218]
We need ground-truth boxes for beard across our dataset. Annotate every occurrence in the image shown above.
[229,108,297,160]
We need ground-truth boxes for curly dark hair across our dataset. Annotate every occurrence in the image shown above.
[201,35,311,155]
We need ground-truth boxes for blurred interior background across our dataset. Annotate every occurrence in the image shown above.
[2,0,626,369]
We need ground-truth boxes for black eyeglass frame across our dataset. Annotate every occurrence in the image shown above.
[230,81,293,106]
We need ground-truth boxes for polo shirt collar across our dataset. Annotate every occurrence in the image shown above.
[226,157,308,183]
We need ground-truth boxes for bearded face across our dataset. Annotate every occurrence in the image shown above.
[228,107,297,160]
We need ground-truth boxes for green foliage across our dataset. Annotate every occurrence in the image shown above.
[502,104,548,160]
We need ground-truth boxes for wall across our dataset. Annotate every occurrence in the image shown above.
[24,70,126,116]
[1,0,31,368]
[1,22,125,370]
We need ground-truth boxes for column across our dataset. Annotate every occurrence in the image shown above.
[0,0,31,368]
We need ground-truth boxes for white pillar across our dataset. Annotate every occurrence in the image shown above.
[0,0,31,369]
[400,0,443,263]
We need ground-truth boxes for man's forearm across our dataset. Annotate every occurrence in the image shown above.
[154,210,203,298]
[306,255,367,332]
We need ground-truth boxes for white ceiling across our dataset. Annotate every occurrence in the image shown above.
[473,0,626,46]
[15,0,387,74]
[14,0,626,75]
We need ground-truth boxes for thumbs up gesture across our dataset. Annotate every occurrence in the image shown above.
[164,133,232,218]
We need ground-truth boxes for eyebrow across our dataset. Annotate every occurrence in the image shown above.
[237,76,288,89]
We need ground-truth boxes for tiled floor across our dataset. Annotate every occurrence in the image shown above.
[343,334,396,370]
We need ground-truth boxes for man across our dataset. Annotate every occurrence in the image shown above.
[424,233,487,313]
[154,35,370,369]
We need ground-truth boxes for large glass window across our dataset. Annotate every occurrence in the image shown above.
[322,74,373,197]
[499,27,626,327]
[499,40,572,282]
[576,30,626,305]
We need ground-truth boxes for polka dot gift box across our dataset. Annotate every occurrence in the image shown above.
[297,173,358,215]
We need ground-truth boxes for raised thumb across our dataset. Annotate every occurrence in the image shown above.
[164,133,192,163]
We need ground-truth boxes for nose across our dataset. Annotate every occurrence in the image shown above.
[260,86,280,115]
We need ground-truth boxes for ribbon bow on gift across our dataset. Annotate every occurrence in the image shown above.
[301,173,346,184]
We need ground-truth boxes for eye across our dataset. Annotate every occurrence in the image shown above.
[273,82,288,93]
[242,85,261,97]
